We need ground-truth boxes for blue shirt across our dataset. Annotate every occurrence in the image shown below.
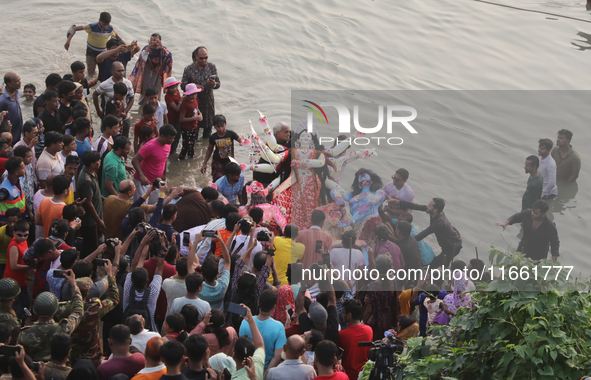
[198,268,230,310]
[0,90,23,145]
[75,137,92,172]
[239,316,287,369]
[215,174,245,204]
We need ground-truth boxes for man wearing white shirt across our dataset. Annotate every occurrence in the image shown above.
[538,138,558,199]
[384,168,414,217]
[93,62,134,135]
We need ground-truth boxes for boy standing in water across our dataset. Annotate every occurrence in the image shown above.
[64,12,124,77]
[201,115,242,182]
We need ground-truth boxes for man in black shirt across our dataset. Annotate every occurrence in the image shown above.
[182,335,219,379]
[38,91,63,134]
[394,197,462,268]
[78,150,104,257]
[496,199,559,261]
[33,74,62,118]
[96,39,140,83]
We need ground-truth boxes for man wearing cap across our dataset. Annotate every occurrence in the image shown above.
[295,281,340,345]
[65,259,119,367]
[0,277,22,339]
[18,269,84,362]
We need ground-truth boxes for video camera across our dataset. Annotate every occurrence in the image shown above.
[358,334,404,380]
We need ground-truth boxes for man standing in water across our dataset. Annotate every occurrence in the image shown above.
[64,12,123,77]
[522,155,543,211]
[551,129,581,183]
[129,34,173,105]
[537,138,557,199]
[0,72,23,145]
[181,46,220,139]
[496,199,559,261]
[391,197,462,268]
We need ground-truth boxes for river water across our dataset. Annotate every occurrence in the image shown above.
[0,0,589,276]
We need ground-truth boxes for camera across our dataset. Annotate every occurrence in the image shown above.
[105,238,120,248]
[358,336,403,380]
[256,230,271,242]
[152,178,166,189]
[135,222,153,240]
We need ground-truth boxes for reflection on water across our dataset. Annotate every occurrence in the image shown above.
[552,180,579,214]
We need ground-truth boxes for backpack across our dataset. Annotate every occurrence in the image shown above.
[123,287,152,330]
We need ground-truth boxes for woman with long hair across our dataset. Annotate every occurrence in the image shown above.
[191,309,237,356]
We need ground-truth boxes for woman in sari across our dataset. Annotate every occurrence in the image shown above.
[129,33,173,104]
[270,285,295,326]
[181,46,220,139]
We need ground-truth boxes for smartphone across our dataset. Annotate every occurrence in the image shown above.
[227,302,247,316]
[23,308,31,317]
[202,230,216,238]
[322,253,331,266]
[0,345,21,356]
[93,259,107,267]
[337,347,345,360]
[31,362,40,372]
[127,44,134,51]
[315,240,323,253]
[183,231,191,247]
[53,269,67,278]
[209,75,217,80]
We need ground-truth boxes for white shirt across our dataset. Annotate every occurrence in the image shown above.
[131,330,162,354]
[154,101,168,130]
[384,182,414,213]
[93,135,113,157]
[539,154,558,197]
[329,247,365,285]
[162,277,187,316]
[170,297,211,319]
[229,234,263,268]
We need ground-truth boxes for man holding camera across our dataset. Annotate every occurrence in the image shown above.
[132,124,177,204]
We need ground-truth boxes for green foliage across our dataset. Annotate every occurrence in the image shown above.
[400,248,591,380]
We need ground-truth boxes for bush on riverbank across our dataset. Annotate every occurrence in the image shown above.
[400,249,591,380]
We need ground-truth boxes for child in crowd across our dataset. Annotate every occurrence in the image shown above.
[201,114,242,182]
[4,219,30,320]
[138,125,157,150]
[178,83,202,160]
[59,134,78,163]
[146,87,168,130]
[75,118,93,172]
[64,106,88,135]
[0,139,10,175]
[64,155,80,205]
[105,82,128,120]
[94,115,120,158]
[134,104,157,152]
[163,313,188,343]
[22,84,37,105]
[164,77,182,154]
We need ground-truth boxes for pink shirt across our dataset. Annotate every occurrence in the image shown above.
[134,138,170,183]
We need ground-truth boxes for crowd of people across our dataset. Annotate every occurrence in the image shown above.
[0,10,583,380]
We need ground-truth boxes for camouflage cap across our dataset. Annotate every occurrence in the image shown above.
[0,278,21,300]
[33,291,59,317]
[75,277,94,298]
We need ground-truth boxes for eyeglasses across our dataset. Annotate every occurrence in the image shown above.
[16,233,29,238]
[392,176,403,182]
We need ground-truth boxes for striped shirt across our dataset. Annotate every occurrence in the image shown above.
[83,22,117,55]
